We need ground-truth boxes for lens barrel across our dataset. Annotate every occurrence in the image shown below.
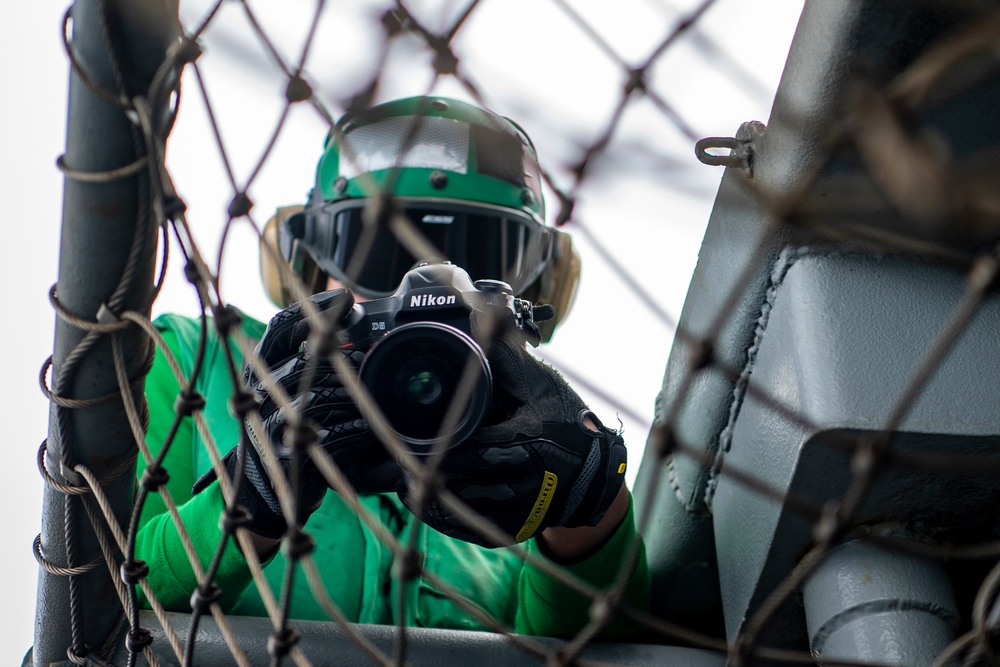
[359,322,492,454]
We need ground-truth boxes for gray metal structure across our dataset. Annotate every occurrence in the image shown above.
[803,540,958,665]
[635,0,1000,664]
[105,611,728,667]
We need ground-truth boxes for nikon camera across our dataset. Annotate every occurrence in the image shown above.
[333,262,552,454]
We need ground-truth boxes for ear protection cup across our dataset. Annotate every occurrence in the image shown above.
[522,229,581,343]
[260,205,327,308]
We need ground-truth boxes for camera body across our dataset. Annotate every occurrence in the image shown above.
[335,262,544,454]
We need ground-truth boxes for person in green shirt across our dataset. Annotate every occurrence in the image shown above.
[135,96,649,639]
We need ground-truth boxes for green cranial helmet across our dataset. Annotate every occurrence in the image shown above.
[264,95,581,341]
[319,96,545,221]
[300,96,551,297]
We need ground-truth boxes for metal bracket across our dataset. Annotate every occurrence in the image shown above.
[694,120,766,177]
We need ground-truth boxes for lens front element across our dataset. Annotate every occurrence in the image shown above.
[359,322,492,454]
[404,369,445,406]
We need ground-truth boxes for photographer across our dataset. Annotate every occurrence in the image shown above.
[135,96,649,638]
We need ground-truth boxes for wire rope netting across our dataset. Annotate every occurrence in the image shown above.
[32,0,1000,666]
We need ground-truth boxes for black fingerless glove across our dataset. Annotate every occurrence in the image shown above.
[398,318,627,547]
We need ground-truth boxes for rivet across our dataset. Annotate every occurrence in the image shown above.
[429,170,448,189]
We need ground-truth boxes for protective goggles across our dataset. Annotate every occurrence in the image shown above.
[279,198,555,299]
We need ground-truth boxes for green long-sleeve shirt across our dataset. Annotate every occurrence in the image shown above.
[135,312,649,637]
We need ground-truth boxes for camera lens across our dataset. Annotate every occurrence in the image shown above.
[405,370,444,406]
[359,322,492,454]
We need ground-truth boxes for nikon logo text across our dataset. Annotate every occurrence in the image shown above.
[410,294,457,307]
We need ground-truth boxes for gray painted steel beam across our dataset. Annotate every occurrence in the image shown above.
[107,611,729,667]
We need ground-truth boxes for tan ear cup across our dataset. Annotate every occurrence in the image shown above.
[260,205,326,309]
[260,206,299,308]
[528,229,581,343]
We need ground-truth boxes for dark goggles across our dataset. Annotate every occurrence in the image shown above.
[281,198,553,299]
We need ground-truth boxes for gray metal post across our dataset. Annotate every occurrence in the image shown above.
[803,539,958,666]
[34,0,178,664]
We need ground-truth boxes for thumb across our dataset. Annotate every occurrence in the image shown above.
[473,401,543,442]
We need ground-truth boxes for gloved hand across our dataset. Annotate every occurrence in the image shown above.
[193,289,399,539]
[397,312,628,548]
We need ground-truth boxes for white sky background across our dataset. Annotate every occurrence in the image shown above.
[1,0,803,662]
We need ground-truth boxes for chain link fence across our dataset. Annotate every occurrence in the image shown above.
[32,0,1000,665]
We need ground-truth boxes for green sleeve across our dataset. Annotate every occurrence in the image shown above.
[135,482,270,611]
[134,314,270,612]
[134,328,194,528]
[515,493,651,639]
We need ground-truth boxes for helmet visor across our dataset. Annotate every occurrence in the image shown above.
[297,199,552,299]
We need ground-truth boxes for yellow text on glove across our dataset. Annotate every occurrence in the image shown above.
[516,472,558,542]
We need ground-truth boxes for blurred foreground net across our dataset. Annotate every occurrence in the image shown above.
[33,0,1000,666]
